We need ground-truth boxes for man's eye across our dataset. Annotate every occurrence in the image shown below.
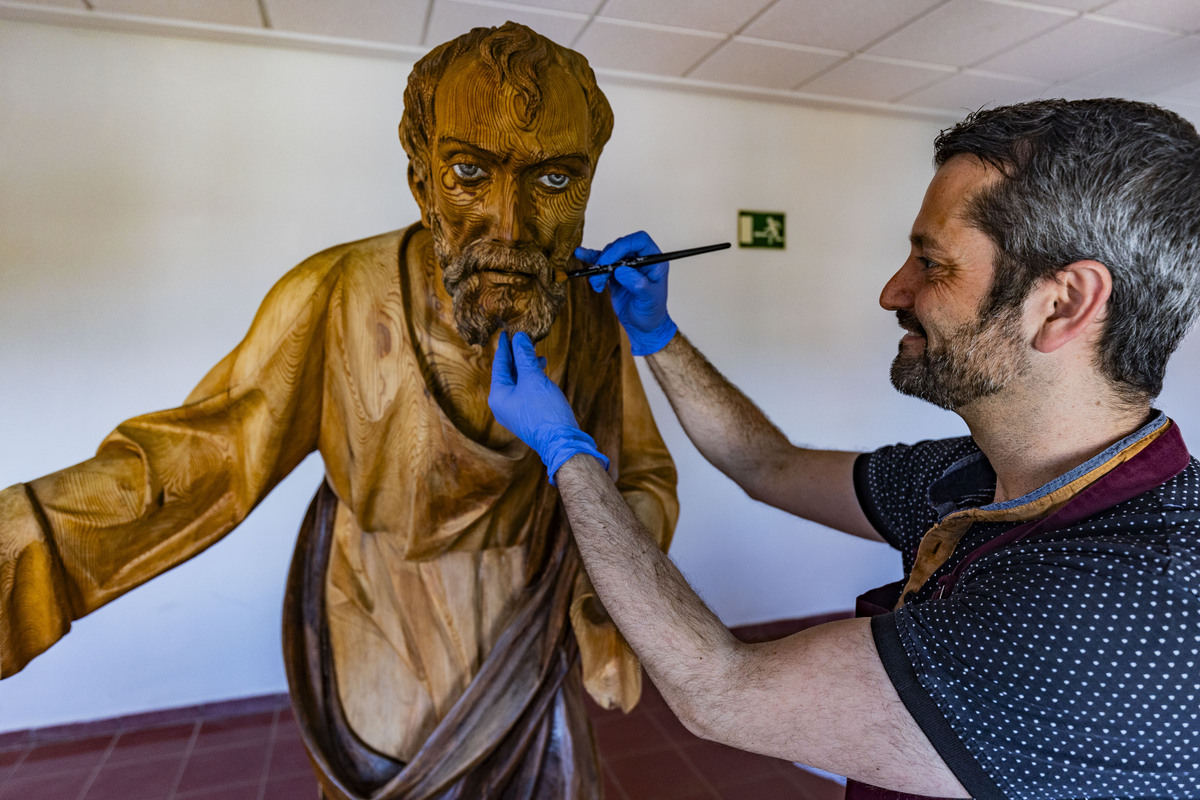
[538,173,570,189]
[452,163,486,181]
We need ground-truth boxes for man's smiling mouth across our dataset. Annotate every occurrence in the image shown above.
[896,310,927,339]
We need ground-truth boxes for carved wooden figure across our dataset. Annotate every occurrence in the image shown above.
[0,22,678,800]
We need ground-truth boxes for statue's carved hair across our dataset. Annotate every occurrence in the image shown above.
[400,22,613,183]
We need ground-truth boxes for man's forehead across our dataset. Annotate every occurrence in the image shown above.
[913,157,1000,237]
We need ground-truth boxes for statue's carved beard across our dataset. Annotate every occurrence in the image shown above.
[434,231,569,347]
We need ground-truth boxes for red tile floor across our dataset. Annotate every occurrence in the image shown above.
[0,615,848,800]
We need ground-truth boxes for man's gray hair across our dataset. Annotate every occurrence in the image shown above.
[935,98,1200,403]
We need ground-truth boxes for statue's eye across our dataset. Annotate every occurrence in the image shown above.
[538,173,570,189]
[452,163,486,181]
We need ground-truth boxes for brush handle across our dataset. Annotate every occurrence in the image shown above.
[568,242,730,278]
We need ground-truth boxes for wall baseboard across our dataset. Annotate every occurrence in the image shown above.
[0,692,292,750]
[0,611,852,749]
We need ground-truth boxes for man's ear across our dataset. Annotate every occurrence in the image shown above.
[407,162,432,227]
[1031,259,1112,354]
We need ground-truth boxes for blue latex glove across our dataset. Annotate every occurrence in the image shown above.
[489,331,610,484]
[575,231,677,356]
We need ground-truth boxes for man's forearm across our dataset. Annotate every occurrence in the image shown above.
[552,454,967,796]
[554,453,739,733]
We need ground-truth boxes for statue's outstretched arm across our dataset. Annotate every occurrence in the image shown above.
[0,256,338,677]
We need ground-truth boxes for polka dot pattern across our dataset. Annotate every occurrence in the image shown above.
[860,426,1200,799]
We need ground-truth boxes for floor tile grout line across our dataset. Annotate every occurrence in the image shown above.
[601,761,633,800]
[254,708,281,800]
[592,709,679,762]
[2,680,843,799]
[74,731,119,800]
[0,744,30,792]
[165,719,202,800]
[638,706,724,800]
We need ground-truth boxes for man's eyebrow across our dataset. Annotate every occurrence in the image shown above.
[909,232,945,253]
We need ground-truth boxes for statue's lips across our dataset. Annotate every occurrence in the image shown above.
[480,269,536,286]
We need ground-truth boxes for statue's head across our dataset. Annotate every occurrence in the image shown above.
[400,22,614,345]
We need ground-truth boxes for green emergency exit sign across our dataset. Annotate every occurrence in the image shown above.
[738,210,785,249]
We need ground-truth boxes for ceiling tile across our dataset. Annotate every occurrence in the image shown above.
[265,0,427,45]
[867,0,1070,68]
[505,0,603,12]
[1094,0,1200,34]
[15,0,1200,123]
[742,0,943,52]
[13,0,87,8]
[572,18,723,76]
[599,0,773,35]
[424,0,587,49]
[975,15,1178,83]
[899,69,1053,111]
[1025,83,1101,101]
[1070,35,1200,95]
[1157,76,1200,104]
[687,38,843,90]
[798,55,955,103]
[1034,0,1109,9]
[1149,97,1200,129]
[597,0,768,34]
[90,0,263,27]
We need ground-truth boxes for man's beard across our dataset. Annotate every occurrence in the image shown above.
[890,304,1030,411]
[433,224,570,347]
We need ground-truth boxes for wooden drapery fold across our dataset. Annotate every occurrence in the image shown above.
[283,481,600,800]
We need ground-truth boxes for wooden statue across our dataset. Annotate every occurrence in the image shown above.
[0,22,678,800]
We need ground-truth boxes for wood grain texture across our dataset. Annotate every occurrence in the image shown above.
[0,222,676,794]
[0,21,677,798]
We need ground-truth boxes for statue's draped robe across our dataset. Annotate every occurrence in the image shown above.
[0,225,679,798]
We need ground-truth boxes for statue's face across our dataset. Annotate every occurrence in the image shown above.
[416,54,595,345]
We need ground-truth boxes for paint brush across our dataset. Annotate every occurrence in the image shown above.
[566,242,731,279]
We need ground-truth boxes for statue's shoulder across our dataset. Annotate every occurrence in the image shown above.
[257,227,412,319]
[297,227,411,276]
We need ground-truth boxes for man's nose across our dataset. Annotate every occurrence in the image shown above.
[879,259,917,311]
[489,177,531,245]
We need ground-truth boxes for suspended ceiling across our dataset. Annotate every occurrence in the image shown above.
[3,0,1200,124]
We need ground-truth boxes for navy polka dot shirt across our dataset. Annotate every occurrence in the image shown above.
[855,412,1200,800]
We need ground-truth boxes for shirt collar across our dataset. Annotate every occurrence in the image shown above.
[927,410,1169,520]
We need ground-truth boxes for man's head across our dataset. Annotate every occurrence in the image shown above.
[399,22,614,345]
[930,98,1200,405]
[884,155,1034,411]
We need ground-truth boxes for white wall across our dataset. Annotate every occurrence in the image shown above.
[4,18,1200,732]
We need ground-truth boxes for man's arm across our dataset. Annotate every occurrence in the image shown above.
[571,331,680,711]
[579,232,877,540]
[489,331,967,796]
[646,331,878,540]
[555,453,968,797]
